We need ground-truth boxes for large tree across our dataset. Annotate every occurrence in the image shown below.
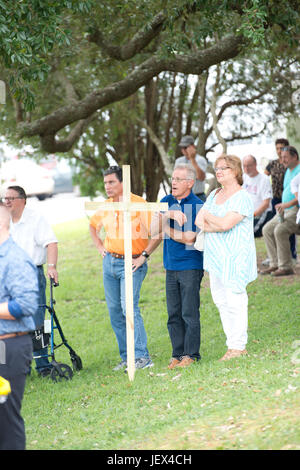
[1,1,300,197]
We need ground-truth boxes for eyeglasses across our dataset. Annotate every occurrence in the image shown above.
[170,177,192,183]
[3,197,24,201]
[215,166,231,172]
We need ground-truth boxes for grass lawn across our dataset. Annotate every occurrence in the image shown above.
[23,218,300,450]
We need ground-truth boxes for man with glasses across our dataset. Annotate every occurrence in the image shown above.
[151,164,204,369]
[175,135,207,202]
[3,186,58,376]
[89,166,160,371]
[261,146,300,276]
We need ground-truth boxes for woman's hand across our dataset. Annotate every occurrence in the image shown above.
[195,208,207,231]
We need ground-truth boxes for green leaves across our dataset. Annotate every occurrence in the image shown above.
[0,0,92,110]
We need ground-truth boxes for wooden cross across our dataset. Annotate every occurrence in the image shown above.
[85,165,167,381]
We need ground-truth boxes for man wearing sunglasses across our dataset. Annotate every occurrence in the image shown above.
[175,135,208,202]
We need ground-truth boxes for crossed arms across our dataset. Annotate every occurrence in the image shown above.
[195,208,244,232]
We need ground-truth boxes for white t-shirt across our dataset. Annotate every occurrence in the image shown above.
[10,207,58,266]
[175,154,207,194]
[291,172,300,224]
[242,173,272,214]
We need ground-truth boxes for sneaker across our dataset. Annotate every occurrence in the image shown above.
[134,357,154,370]
[261,258,270,266]
[113,360,127,371]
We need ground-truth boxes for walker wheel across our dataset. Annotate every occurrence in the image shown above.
[71,354,83,371]
[50,363,73,382]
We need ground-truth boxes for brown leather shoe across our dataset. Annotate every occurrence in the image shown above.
[168,358,181,369]
[219,349,248,361]
[175,355,195,368]
[259,266,278,275]
[271,268,295,277]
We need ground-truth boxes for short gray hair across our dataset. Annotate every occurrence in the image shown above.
[174,163,196,181]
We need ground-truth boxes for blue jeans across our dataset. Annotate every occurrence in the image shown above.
[166,269,203,360]
[103,253,150,361]
[33,266,51,371]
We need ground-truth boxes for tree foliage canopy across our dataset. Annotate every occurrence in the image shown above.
[0,0,91,108]
[0,1,300,197]
[7,1,298,148]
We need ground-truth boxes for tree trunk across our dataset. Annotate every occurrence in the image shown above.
[144,79,164,201]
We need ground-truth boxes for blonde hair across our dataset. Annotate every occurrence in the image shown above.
[215,154,243,185]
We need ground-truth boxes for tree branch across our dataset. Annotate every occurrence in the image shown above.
[40,114,96,152]
[88,11,166,61]
[211,64,227,153]
[18,34,243,152]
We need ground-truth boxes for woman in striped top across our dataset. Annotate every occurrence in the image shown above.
[195,155,257,361]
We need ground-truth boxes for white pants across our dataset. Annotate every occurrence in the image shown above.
[209,273,248,351]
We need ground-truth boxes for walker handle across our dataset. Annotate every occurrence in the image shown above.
[50,277,59,288]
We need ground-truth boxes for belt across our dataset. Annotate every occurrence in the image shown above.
[0,332,28,340]
[109,252,141,259]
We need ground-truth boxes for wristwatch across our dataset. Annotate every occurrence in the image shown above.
[141,250,149,258]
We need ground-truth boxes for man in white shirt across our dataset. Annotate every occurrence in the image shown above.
[243,155,273,237]
[175,135,208,201]
[4,186,58,376]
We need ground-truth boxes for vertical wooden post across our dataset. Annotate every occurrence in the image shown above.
[122,165,135,381]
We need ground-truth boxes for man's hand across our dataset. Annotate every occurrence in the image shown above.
[98,246,107,258]
[182,145,197,161]
[167,210,187,226]
[47,266,58,284]
[275,203,284,214]
[132,255,146,272]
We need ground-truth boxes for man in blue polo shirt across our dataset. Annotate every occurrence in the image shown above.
[151,164,204,369]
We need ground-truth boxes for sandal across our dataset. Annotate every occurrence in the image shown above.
[219,349,247,361]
